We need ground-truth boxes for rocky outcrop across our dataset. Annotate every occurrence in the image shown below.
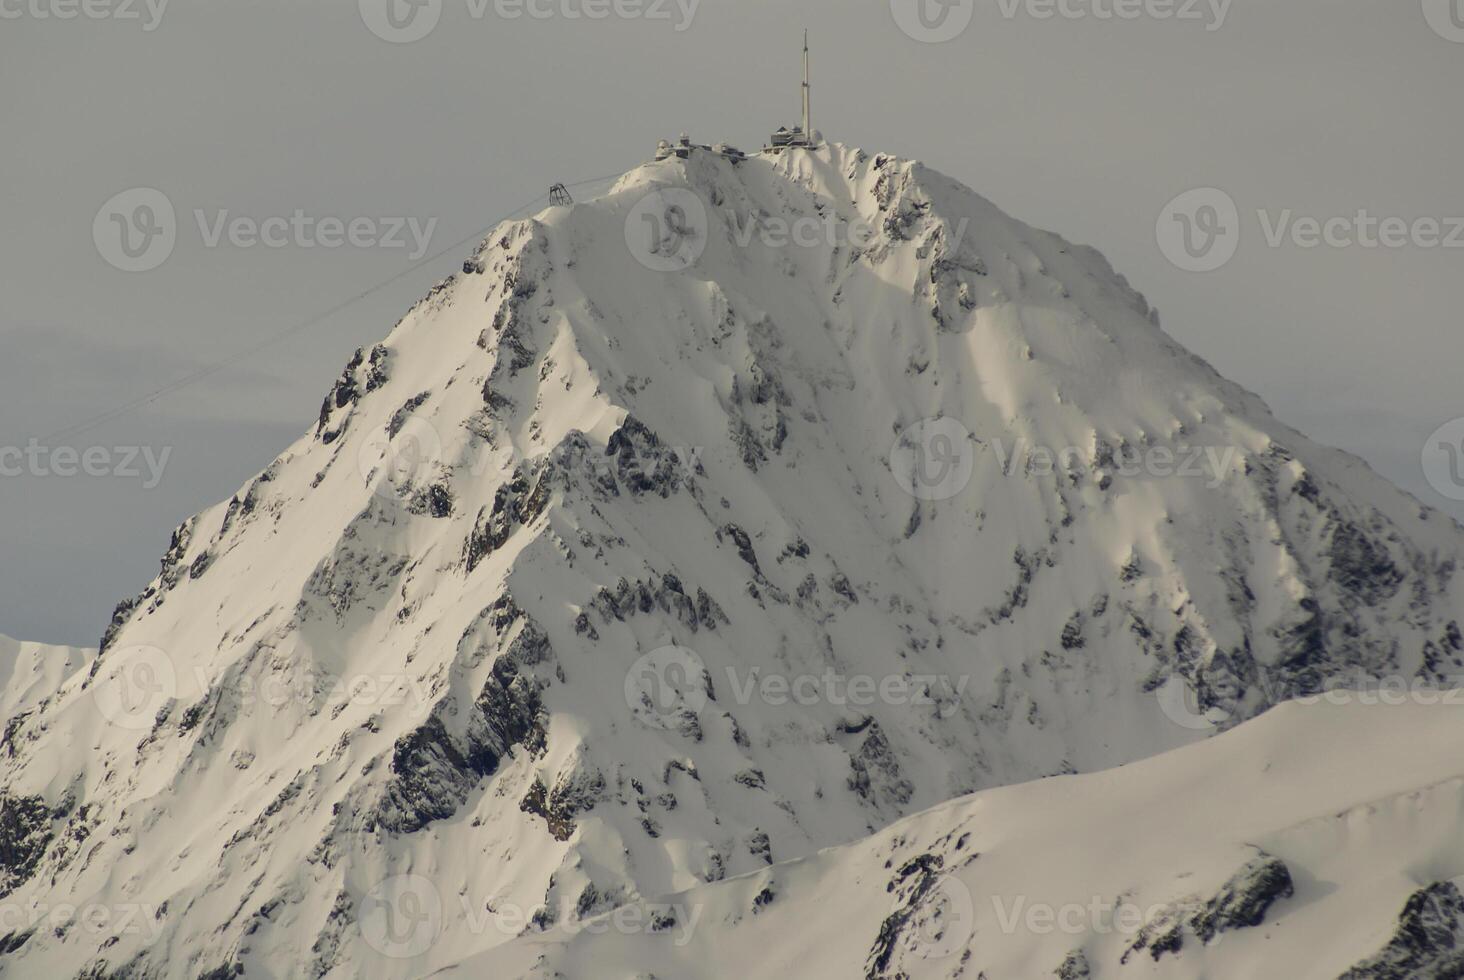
[1339,882,1464,980]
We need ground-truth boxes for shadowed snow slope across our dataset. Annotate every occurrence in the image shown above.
[1,142,1462,978]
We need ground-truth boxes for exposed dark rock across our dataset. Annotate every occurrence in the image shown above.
[604,416,683,498]
[719,524,760,576]
[0,792,53,899]
[464,465,552,573]
[520,780,575,842]
[316,345,390,440]
[1189,853,1294,942]
[409,483,454,519]
[1122,852,1293,964]
[1329,518,1405,606]
[387,391,430,439]
[98,597,137,655]
[1055,948,1091,979]
[866,853,951,979]
[847,722,914,809]
[1339,881,1464,980]
[747,829,772,865]
[374,632,549,834]
[1061,613,1086,651]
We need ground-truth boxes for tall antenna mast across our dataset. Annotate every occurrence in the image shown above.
[802,29,812,141]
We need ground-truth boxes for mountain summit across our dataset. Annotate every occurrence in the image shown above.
[2,141,1461,978]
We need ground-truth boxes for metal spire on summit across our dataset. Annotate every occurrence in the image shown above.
[766,31,819,151]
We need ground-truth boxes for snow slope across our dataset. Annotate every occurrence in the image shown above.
[0,633,93,724]
[443,698,1464,980]
[1,140,1462,978]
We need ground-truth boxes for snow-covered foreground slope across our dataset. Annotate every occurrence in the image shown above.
[0,633,93,723]
[447,699,1464,980]
[2,140,1463,978]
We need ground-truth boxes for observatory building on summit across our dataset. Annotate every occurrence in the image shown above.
[652,33,821,165]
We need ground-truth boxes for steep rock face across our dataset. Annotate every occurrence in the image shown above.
[1,143,1463,978]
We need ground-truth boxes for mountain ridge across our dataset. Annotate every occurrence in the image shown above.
[1,140,1461,978]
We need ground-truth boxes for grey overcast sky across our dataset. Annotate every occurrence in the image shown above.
[3,0,1462,646]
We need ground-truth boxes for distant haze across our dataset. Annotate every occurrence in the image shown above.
[3,0,1461,645]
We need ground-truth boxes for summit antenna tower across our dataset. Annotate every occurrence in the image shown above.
[765,32,819,151]
[802,29,812,143]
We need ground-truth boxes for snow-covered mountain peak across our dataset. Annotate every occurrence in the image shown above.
[2,140,1462,978]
